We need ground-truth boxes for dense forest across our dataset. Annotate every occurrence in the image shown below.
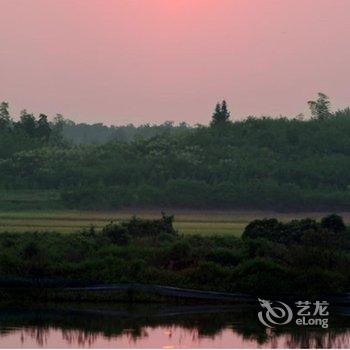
[1,93,350,211]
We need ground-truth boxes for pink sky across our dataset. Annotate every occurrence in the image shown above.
[1,0,350,125]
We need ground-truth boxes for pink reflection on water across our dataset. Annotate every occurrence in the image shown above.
[0,326,349,349]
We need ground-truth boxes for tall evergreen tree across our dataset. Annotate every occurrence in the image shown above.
[221,100,230,120]
[211,103,222,126]
[0,101,11,130]
[210,100,230,126]
[308,93,331,120]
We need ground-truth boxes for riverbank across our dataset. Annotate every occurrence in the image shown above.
[0,282,254,304]
[0,214,349,297]
[2,283,350,306]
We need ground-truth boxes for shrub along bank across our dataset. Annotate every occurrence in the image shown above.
[0,213,349,298]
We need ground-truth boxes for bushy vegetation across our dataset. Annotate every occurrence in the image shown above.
[2,94,350,211]
[61,119,191,144]
[101,212,177,244]
[1,213,349,297]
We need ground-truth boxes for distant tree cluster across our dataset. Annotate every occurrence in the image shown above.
[60,119,190,145]
[0,102,51,138]
[0,102,64,159]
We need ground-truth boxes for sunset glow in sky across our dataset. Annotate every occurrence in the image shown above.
[1,0,350,124]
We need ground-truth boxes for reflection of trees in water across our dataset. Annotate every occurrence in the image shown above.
[0,305,349,348]
[21,326,49,347]
[12,324,350,348]
[248,326,350,348]
[17,327,99,347]
[61,329,99,347]
[282,329,350,348]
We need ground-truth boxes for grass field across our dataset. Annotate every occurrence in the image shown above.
[0,209,349,236]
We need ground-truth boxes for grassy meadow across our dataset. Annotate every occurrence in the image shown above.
[0,209,349,235]
[0,190,348,235]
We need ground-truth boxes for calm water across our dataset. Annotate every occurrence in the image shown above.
[0,304,349,348]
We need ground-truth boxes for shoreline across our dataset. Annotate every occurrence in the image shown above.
[1,282,350,305]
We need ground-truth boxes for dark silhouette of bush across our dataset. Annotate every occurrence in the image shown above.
[321,214,346,233]
[21,240,49,278]
[22,241,40,260]
[239,214,350,295]
[300,228,344,250]
[188,261,230,287]
[243,238,287,262]
[294,268,346,295]
[207,248,242,267]
[167,241,193,270]
[242,216,345,245]
[81,225,97,238]
[102,223,130,245]
[233,258,291,295]
[282,218,319,244]
[102,213,177,244]
[1,213,349,296]
[122,212,177,237]
[241,218,282,241]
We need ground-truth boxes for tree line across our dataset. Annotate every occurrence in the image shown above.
[1,93,350,211]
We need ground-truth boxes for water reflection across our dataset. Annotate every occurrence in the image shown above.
[0,304,349,348]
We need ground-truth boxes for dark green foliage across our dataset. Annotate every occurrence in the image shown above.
[102,224,130,245]
[0,101,11,130]
[242,215,347,246]
[282,219,319,244]
[293,268,346,295]
[81,225,97,238]
[22,241,40,260]
[233,258,291,295]
[2,98,350,211]
[188,261,231,288]
[156,232,178,243]
[243,238,287,262]
[61,119,190,144]
[0,103,64,160]
[165,240,193,270]
[20,238,50,278]
[321,214,346,233]
[242,219,282,241]
[241,214,350,295]
[308,93,331,120]
[210,100,231,126]
[0,214,349,296]
[123,213,177,237]
[102,213,177,245]
[37,114,51,141]
[61,186,123,209]
[18,110,37,136]
[206,248,242,267]
[4,105,350,210]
